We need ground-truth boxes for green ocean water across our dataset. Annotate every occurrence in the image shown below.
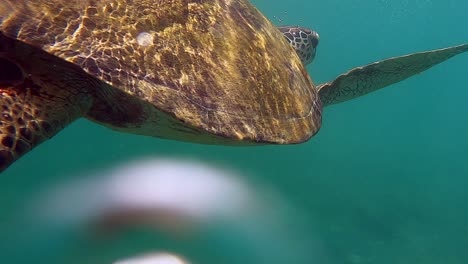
[2,0,468,263]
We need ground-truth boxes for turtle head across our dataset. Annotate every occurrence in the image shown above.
[277,26,319,65]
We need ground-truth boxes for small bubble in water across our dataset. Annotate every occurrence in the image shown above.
[137,32,153,47]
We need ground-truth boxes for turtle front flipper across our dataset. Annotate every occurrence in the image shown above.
[318,44,468,106]
[0,33,92,172]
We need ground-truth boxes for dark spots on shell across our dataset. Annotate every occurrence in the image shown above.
[82,17,96,29]
[14,140,30,156]
[86,7,98,16]
[11,108,19,116]
[2,113,13,122]
[30,122,40,131]
[5,125,15,134]
[105,57,121,73]
[239,64,249,79]
[33,109,42,116]
[102,72,113,84]
[12,104,22,113]
[23,112,33,120]
[35,20,54,43]
[19,128,32,141]
[3,96,13,105]
[2,136,14,149]
[160,51,180,68]
[40,121,53,134]
[82,58,101,75]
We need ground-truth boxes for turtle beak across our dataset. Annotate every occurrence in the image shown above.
[310,31,320,49]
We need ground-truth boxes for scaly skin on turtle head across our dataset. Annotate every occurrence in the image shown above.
[278,26,320,65]
[0,0,321,172]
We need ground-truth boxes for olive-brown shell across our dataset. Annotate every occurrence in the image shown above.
[0,0,321,144]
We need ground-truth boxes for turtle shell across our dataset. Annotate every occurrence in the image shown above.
[0,0,321,144]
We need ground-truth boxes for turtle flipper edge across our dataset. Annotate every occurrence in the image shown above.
[0,33,91,173]
[317,44,468,107]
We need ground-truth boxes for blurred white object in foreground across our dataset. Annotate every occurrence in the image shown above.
[34,158,254,231]
[25,157,327,264]
[114,252,189,264]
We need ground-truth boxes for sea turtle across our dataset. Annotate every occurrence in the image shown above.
[0,0,467,173]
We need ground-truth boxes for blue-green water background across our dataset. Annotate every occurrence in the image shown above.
[2,0,468,263]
